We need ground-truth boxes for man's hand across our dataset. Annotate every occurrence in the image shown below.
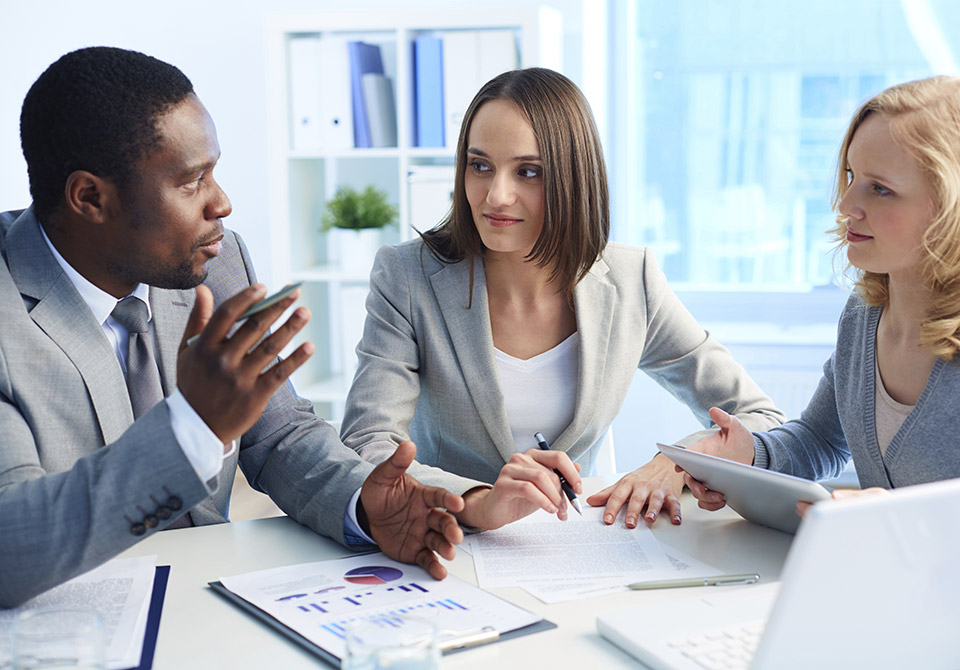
[586,454,684,527]
[360,441,465,580]
[457,449,582,530]
[177,284,313,443]
[682,407,757,511]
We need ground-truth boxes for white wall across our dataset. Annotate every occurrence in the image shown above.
[0,0,585,283]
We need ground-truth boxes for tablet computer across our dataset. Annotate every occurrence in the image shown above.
[657,443,832,534]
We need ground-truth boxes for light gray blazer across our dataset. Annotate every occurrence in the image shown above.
[0,207,373,607]
[340,239,785,495]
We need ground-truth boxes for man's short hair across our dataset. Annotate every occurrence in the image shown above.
[20,46,194,220]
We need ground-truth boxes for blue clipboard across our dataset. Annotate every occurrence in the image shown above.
[208,580,556,668]
[125,565,169,670]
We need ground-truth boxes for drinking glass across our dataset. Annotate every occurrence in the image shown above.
[11,608,105,670]
[341,615,439,670]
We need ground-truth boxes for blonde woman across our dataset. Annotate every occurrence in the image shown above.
[340,68,784,530]
[687,76,960,513]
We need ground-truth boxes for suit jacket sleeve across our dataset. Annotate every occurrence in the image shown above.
[0,222,370,608]
[340,245,487,496]
[0,394,212,608]
[633,249,786,443]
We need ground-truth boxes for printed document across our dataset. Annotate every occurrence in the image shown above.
[0,555,156,669]
[520,545,718,603]
[464,507,717,603]
[219,553,543,660]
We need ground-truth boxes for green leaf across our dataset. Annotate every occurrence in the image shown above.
[321,185,398,232]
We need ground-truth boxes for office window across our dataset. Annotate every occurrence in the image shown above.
[609,0,960,295]
[604,1,960,467]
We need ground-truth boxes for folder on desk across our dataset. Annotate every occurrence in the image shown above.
[130,565,169,670]
[209,553,555,668]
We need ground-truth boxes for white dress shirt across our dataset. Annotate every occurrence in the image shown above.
[41,226,229,484]
[41,227,373,542]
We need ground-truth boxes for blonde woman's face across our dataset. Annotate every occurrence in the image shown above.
[463,99,546,260]
[837,113,936,285]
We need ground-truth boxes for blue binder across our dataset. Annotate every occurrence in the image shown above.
[347,41,384,148]
[414,35,444,147]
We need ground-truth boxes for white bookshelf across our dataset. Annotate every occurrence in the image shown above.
[266,8,562,419]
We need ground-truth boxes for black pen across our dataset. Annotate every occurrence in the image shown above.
[534,432,582,515]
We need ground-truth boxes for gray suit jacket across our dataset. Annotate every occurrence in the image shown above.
[0,207,373,607]
[340,240,785,495]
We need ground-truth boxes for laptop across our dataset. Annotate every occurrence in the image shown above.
[597,477,960,669]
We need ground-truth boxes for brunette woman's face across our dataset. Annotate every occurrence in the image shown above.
[463,99,546,259]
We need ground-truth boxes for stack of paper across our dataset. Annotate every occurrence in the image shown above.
[0,556,160,669]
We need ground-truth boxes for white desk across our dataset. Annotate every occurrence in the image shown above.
[119,476,794,668]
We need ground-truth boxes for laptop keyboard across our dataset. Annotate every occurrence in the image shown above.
[665,619,765,670]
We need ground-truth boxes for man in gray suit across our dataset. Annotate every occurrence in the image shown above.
[0,47,463,608]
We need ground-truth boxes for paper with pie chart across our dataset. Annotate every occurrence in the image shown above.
[219,552,543,659]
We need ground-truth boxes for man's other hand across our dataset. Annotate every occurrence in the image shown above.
[360,441,465,580]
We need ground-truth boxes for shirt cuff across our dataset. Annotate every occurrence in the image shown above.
[167,389,228,484]
[343,487,376,547]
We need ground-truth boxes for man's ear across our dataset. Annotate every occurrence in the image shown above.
[63,170,116,223]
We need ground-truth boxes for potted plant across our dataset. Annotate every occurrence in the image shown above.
[321,185,398,271]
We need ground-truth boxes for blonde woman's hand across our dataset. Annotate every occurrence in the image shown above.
[682,407,756,511]
[795,487,889,517]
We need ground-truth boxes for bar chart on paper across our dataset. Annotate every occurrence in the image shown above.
[219,553,542,658]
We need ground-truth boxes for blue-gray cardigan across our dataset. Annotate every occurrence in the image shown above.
[755,294,960,488]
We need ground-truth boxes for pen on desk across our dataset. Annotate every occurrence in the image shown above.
[534,432,582,516]
[628,573,760,590]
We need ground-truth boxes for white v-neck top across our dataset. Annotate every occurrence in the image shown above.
[494,332,579,453]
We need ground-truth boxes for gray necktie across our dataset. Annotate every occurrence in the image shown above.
[111,297,164,419]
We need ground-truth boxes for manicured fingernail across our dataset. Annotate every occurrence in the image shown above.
[647,512,657,522]
[547,505,557,514]
[674,515,681,523]
[604,514,613,524]
[575,482,583,493]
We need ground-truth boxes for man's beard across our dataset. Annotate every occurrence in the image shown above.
[107,253,208,290]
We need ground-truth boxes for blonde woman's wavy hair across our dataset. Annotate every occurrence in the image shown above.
[831,76,960,359]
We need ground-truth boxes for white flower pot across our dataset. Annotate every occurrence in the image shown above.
[329,228,382,275]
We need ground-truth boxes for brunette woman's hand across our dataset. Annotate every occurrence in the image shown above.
[456,449,582,530]
[586,454,684,527]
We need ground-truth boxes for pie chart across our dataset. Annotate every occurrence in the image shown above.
[343,565,404,585]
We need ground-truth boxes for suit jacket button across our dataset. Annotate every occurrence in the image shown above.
[144,515,159,529]
[156,506,171,520]
[167,496,182,511]
[131,523,146,536]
